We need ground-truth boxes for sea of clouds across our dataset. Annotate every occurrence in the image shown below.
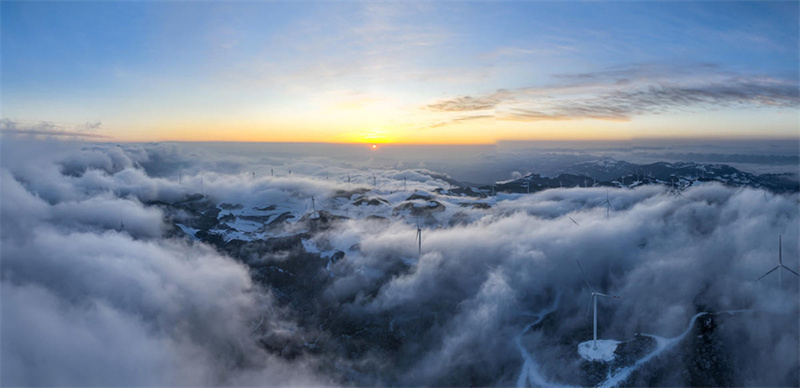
[1,137,798,386]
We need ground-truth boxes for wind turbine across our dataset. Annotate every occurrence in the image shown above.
[311,196,316,211]
[414,221,422,255]
[756,235,800,289]
[577,260,620,350]
[602,189,611,217]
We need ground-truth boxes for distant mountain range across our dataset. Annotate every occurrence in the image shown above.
[461,159,799,196]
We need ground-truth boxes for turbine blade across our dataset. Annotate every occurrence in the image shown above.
[781,265,800,278]
[779,235,782,265]
[569,216,580,226]
[576,260,593,290]
[584,296,593,321]
[756,266,779,281]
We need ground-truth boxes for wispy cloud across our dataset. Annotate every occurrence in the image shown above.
[505,78,798,122]
[427,114,494,129]
[427,64,800,124]
[220,2,461,92]
[426,90,513,112]
[0,120,109,139]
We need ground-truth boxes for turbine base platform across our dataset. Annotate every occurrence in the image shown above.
[578,339,620,362]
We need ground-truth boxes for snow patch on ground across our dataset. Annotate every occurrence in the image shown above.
[578,339,620,362]
[302,239,320,254]
[515,294,570,388]
[175,223,200,239]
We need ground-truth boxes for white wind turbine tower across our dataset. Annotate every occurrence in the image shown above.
[414,221,422,256]
[670,177,687,199]
[756,235,800,289]
[602,189,611,217]
[577,260,620,350]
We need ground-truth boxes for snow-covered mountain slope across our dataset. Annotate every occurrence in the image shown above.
[479,159,799,194]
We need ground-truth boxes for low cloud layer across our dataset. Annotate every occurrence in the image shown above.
[1,136,798,386]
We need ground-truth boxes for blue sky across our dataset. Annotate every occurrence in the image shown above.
[2,1,798,143]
